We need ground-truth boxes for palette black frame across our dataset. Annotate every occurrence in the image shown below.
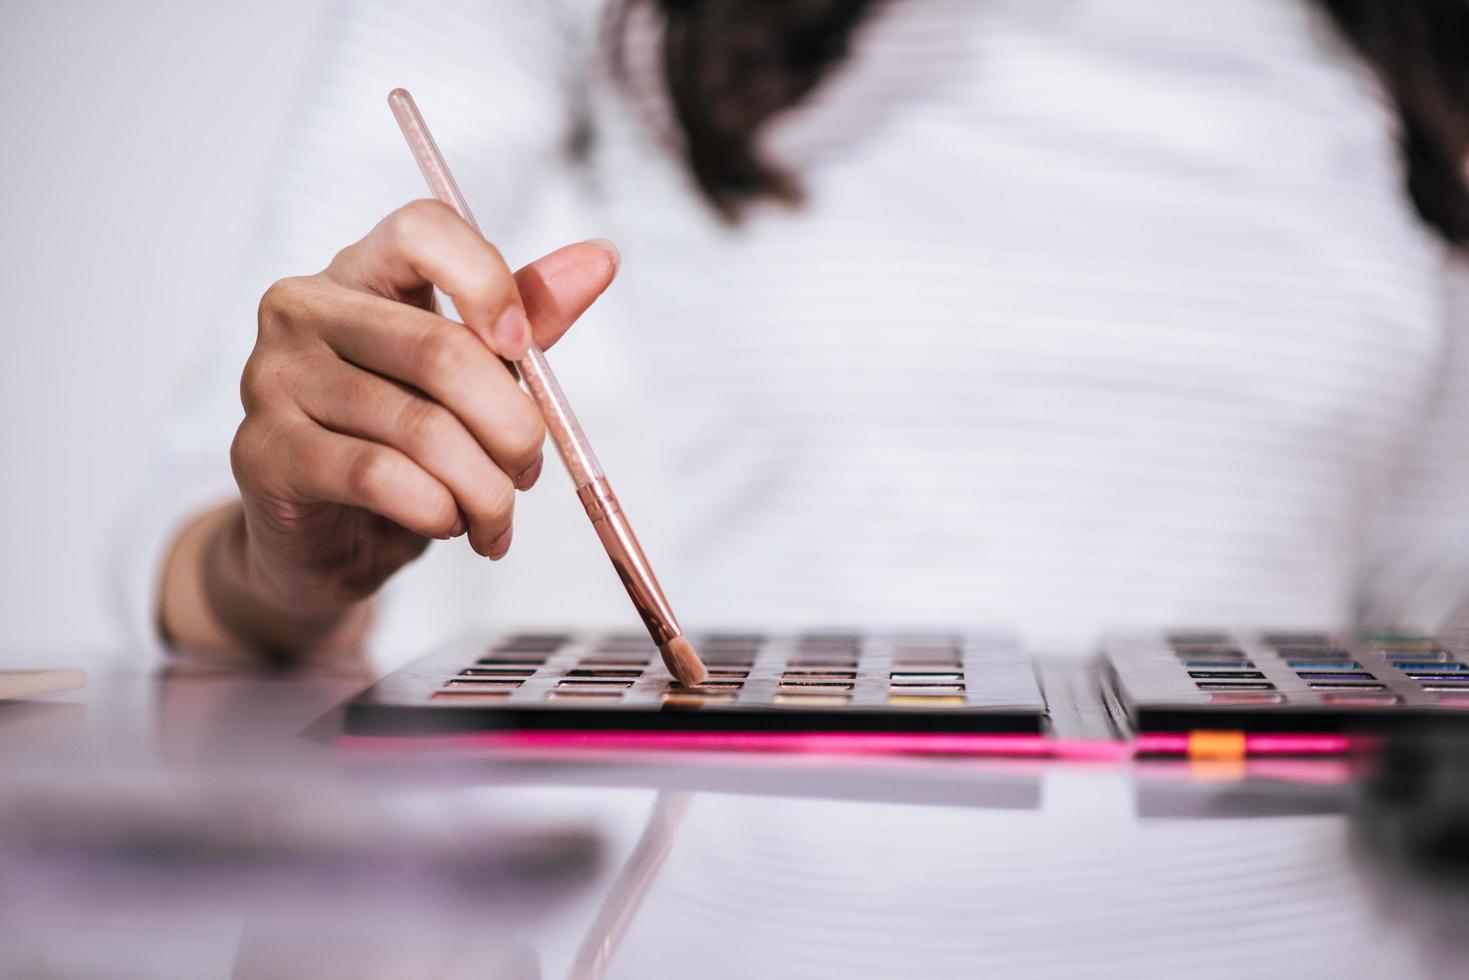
[1104,629,1469,732]
[344,631,1049,735]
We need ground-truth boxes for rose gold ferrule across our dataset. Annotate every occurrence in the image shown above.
[577,478,682,645]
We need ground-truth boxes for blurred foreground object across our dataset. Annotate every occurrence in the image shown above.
[1355,725,1469,882]
[0,771,603,925]
[0,669,83,700]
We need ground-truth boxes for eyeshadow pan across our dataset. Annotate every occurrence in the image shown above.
[670,680,744,691]
[565,668,643,678]
[1187,670,1266,680]
[782,670,857,680]
[1367,634,1437,651]
[1320,692,1400,706]
[886,683,966,693]
[773,693,852,706]
[1183,660,1257,669]
[661,692,737,706]
[702,632,764,644]
[1262,632,1332,647]
[1294,671,1376,681]
[1285,660,1360,670]
[1206,692,1286,705]
[557,679,636,689]
[894,660,963,672]
[493,638,564,654]
[432,690,512,702]
[1170,644,1245,658]
[1405,673,1469,684]
[578,655,650,667]
[700,646,761,659]
[700,653,757,666]
[1380,646,1451,664]
[460,667,537,677]
[1168,631,1233,645]
[798,632,862,644]
[777,681,856,692]
[1307,681,1387,692]
[547,690,624,701]
[478,655,548,666]
[788,658,858,669]
[596,632,652,644]
[1195,682,1275,691]
[504,632,568,644]
[890,671,964,683]
[444,678,523,690]
[889,694,967,707]
[1395,661,1466,671]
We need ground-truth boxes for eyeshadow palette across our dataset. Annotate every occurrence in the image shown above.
[345,631,1048,735]
[1104,629,1469,732]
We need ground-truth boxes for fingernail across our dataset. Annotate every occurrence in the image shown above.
[448,514,466,538]
[514,455,544,491]
[493,306,529,357]
[584,237,620,272]
[488,526,513,561]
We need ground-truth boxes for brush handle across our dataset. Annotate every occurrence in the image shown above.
[387,87,693,663]
[387,88,605,490]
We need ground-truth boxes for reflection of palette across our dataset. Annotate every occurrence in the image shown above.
[346,632,1047,734]
[1105,630,1469,731]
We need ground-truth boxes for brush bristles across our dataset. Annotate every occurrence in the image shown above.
[658,635,707,687]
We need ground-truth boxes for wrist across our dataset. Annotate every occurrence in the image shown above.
[200,505,368,655]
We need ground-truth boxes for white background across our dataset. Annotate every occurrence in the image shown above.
[0,3,328,654]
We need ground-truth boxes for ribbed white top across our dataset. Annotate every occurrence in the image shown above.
[118,0,1469,663]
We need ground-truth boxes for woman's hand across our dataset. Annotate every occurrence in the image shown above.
[163,200,619,653]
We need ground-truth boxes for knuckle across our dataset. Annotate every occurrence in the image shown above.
[398,397,453,450]
[465,254,515,314]
[387,198,453,248]
[229,416,287,493]
[228,421,258,487]
[238,352,280,415]
[257,276,314,333]
[465,264,512,311]
[346,446,394,502]
[411,326,470,389]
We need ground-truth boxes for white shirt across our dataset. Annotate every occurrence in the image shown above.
[117,0,1469,666]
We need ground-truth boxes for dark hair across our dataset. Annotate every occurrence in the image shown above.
[612,0,1469,245]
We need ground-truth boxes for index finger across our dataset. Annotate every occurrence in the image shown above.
[328,198,531,359]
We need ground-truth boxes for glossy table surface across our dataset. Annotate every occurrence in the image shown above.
[1,648,1465,980]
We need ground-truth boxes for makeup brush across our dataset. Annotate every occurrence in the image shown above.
[388,88,706,687]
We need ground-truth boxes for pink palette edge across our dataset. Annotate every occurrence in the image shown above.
[337,729,1363,760]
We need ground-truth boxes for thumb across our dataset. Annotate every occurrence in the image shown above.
[513,239,621,351]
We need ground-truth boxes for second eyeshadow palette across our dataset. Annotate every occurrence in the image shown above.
[345,631,1049,734]
[1104,629,1469,731]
